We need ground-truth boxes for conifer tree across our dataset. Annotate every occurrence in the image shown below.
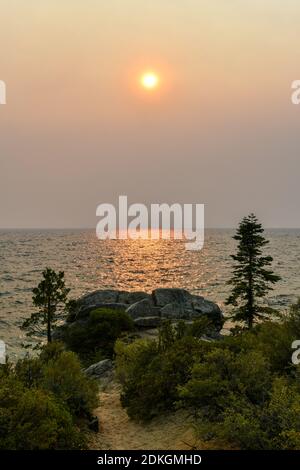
[22,268,70,343]
[226,214,280,329]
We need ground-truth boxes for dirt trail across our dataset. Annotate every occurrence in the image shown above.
[89,385,198,450]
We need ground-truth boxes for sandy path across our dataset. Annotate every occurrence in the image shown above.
[89,385,197,450]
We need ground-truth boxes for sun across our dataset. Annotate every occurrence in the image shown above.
[141,72,159,90]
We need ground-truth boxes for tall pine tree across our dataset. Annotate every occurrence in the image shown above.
[226,214,280,329]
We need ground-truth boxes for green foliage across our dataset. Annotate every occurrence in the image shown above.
[39,339,66,363]
[21,268,70,343]
[223,311,300,374]
[157,319,216,352]
[178,310,300,449]
[207,377,300,450]
[226,214,280,329]
[179,349,272,417]
[41,350,98,417]
[116,304,300,449]
[187,316,216,338]
[116,321,212,421]
[61,307,134,365]
[0,372,84,450]
[1,387,83,450]
[0,342,99,449]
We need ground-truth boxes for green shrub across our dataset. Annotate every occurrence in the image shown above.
[207,377,300,450]
[115,322,211,421]
[0,376,83,449]
[178,312,300,449]
[115,306,300,449]
[41,350,98,417]
[14,356,44,388]
[62,307,134,364]
[179,348,271,418]
[210,397,267,449]
[0,342,99,449]
[219,318,297,374]
[14,342,98,419]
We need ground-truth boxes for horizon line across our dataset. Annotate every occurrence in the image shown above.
[2,226,300,231]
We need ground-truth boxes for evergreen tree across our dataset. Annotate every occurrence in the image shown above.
[226,214,280,329]
[22,268,70,343]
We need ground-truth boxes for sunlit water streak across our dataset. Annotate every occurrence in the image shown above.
[1,229,300,360]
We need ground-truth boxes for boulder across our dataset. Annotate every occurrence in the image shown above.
[62,287,224,334]
[151,288,223,330]
[152,288,193,307]
[118,291,150,304]
[134,316,162,328]
[76,302,128,320]
[84,359,113,379]
[70,289,151,320]
[191,295,220,314]
[191,295,223,329]
[126,298,160,320]
[70,291,121,320]
[160,302,187,319]
[80,290,119,307]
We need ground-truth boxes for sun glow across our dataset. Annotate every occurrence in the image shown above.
[141,72,159,90]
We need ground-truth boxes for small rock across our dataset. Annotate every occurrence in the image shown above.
[88,415,99,432]
[84,359,113,379]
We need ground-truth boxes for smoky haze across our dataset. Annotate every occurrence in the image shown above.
[1,0,300,228]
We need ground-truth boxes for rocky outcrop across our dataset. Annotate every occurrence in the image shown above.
[160,302,185,319]
[133,316,162,328]
[153,288,192,307]
[84,359,113,379]
[76,303,128,320]
[66,287,223,332]
[118,291,151,304]
[68,289,151,321]
[126,298,160,319]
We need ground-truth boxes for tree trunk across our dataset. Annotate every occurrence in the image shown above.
[248,250,254,329]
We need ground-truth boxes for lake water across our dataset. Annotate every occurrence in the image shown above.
[1,228,300,360]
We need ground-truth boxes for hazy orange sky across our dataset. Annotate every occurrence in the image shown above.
[1,0,300,228]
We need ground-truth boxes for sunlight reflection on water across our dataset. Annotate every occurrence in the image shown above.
[1,228,300,359]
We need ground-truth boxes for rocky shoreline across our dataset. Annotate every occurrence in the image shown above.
[65,287,224,332]
[52,287,224,385]
[52,288,225,431]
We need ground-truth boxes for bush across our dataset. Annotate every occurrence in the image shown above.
[116,321,212,421]
[116,307,300,449]
[0,375,83,449]
[179,349,271,418]
[178,312,300,449]
[62,307,134,364]
[208,377,300,450]
[41,350,98,417]
[0,342,99,449]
